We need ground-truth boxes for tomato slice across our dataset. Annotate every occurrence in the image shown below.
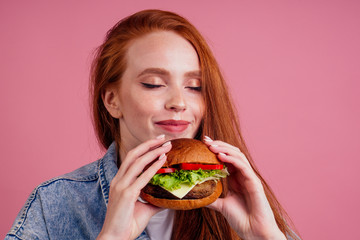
[156,168,177,174]
[180,163,223,170]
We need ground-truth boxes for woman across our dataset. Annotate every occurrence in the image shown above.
[6,9,300,240]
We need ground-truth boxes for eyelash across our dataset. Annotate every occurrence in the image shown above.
[141,83,163,88]
[187,86,202,91]
[141,83,201,91]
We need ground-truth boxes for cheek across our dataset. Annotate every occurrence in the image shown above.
[193,97,205,119]
[123,93,162,118]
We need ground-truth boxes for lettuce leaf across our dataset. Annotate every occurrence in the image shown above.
[149,168,229,191]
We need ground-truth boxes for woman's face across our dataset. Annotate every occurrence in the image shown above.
[117,31,204,151]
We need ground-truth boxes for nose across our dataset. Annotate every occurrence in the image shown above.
[165,87,186,112]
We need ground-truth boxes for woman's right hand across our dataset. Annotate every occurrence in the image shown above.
[97,135,172,240]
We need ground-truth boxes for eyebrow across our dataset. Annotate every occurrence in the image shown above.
[137,68,169,77]
[137,68,201,79]
[185,70,201,79]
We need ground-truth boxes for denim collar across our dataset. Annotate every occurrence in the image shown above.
[98,141,118,206]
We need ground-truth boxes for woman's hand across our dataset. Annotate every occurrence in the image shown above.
[97,135,172,240]
[203,136,286,240]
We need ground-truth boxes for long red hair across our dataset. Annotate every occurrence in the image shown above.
[90,9,299,240]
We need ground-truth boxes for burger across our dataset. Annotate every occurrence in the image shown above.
[140,138,229,210]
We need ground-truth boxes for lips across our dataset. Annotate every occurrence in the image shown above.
[155,120,190,133]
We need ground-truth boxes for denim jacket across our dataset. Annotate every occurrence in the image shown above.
[6,142,150,240]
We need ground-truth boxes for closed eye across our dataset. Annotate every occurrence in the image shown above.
[141,83,164,89]
[186,86,202,91]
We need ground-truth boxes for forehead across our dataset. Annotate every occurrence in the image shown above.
[125,31,200,71]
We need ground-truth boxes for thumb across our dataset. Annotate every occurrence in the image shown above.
[147,203,165,217]
[136,195,164,216]
[206,198,224,212]
[136,201,164,219]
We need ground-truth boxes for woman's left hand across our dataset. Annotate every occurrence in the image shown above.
[203,136,287,240]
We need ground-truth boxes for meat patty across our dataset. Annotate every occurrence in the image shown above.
[142,180,217,199]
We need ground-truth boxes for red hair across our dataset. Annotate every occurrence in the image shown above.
[90,9,300,240]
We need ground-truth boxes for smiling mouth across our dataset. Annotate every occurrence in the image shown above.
[155,120,190,133]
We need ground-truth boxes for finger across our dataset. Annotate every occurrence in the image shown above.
[210,145,251,168]
[122,143,171,186]
[203,138,260,188]
[117,135,166,177]
[203,136,241,153]
[203,138,251,168]
[107,154,168,212]
[115,155,167,205]
[217,153,255,180]
[208,144,243,157]
[218,153,264,197]
[132,154,168,191]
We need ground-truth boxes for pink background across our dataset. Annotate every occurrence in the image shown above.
[1,1,359,239]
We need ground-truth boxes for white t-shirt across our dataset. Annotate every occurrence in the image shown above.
[146,209,175,240]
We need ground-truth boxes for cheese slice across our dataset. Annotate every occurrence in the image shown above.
[166,183,197,199]
[161,177,220,199]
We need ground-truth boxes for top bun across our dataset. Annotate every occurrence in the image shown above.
[164,138,220,167]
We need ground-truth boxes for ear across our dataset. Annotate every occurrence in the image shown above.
[102,86,123,119]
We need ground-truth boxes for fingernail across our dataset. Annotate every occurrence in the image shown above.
[162,141,171,147]
[219,152,226,156]
[156,134,165,139]
[210,144,218,147]
[138,196,148,203]
[158,153,166,160]
[204,136,213,142]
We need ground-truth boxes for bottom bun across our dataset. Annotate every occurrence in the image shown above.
[140,181,222,210]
